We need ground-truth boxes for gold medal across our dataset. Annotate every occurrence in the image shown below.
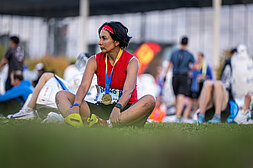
[102,94,112,105]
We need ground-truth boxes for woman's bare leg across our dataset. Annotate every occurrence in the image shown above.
[27,73,54,109]
[199,80,214,114]
[213,81,228,116]
[55,90,91,122]
[56,91,155,126]
[184,97,193,118]
[116,95,156,125]
[243,93,251,111]
[175,94,185,119]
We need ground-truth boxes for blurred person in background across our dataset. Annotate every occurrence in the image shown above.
[63,53,90,81]
[220,48,237,100]
[0,71,33,117]
[183,52,213,123]
[0,36,25,91]
[165,36,196,122]
[32,62,45,87]
[196,45,253,124]
[8,53,97,120]
[196,80,252,124]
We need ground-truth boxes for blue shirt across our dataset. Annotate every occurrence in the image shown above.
[0,80,33,102]
[191,64,213,92]
[170,49,195,75]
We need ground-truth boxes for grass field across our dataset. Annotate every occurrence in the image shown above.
[0,119,253,168]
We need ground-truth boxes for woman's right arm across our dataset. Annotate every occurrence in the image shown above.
[73,56,97,105]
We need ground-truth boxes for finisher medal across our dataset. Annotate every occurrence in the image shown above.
[103,49,123,105]
[102,94,112,105]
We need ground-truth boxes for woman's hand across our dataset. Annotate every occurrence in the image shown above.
[109,107,121,125]
[197,74,205,81]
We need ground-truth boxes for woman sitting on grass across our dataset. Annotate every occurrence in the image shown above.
[55,21,156,127]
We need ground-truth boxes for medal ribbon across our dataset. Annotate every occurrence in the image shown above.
[105,49,123,94]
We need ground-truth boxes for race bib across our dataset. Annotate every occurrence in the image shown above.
[95,85,122,104]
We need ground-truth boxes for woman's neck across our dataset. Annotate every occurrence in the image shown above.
[107,47,120,62]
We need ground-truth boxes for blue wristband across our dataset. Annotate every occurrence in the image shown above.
[69,104,81,108]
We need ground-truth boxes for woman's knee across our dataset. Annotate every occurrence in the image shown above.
[55,90,69,101]
[143,95,156,110]
[203,80,214,88]
[41,72,54,81]
[214,81,224,89]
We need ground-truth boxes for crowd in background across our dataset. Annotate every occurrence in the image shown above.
[0,34,252,125]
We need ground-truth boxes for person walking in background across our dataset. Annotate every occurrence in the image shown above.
[165,36,196,122]
[0,36,25,91]
[183,52,213,123]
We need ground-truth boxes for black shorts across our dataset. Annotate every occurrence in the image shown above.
[204,104,230,122]
[189,91,199,99]
[172,75,191,96]
[86,102,132,120]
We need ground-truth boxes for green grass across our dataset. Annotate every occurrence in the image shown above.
[0,119,253,168]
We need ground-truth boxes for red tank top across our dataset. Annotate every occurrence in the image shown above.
[96,50,138,103]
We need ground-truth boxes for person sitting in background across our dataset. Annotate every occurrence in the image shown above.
[8,73,58,119]
[0,71,33,116]
[196,80,237,123]
[32,62,45,87]
[196,79,253,124]
[8,53,97,120]
[63,53,90,81]
[220,48,237,100]
[183,52,213,123]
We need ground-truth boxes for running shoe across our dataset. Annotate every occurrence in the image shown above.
[182,117,194,124]
[87,114,108,127]
[8,108,38,120]
[208,115,221,123]
[197,113,205,124]
[174,117,181,123]
[64,113,83,128]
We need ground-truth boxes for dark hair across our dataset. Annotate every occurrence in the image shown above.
[181,36,188,45]
[14,73,24,81]
[198,52,204,58]
[98,21,132,48]
[10,36,20,44]
[230,48,237,55]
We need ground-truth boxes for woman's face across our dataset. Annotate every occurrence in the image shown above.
[197,54,203,62]
[98,30,117,53]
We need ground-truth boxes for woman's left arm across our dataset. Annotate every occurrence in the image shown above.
[109,57,138,123]
[118,57,138,107]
